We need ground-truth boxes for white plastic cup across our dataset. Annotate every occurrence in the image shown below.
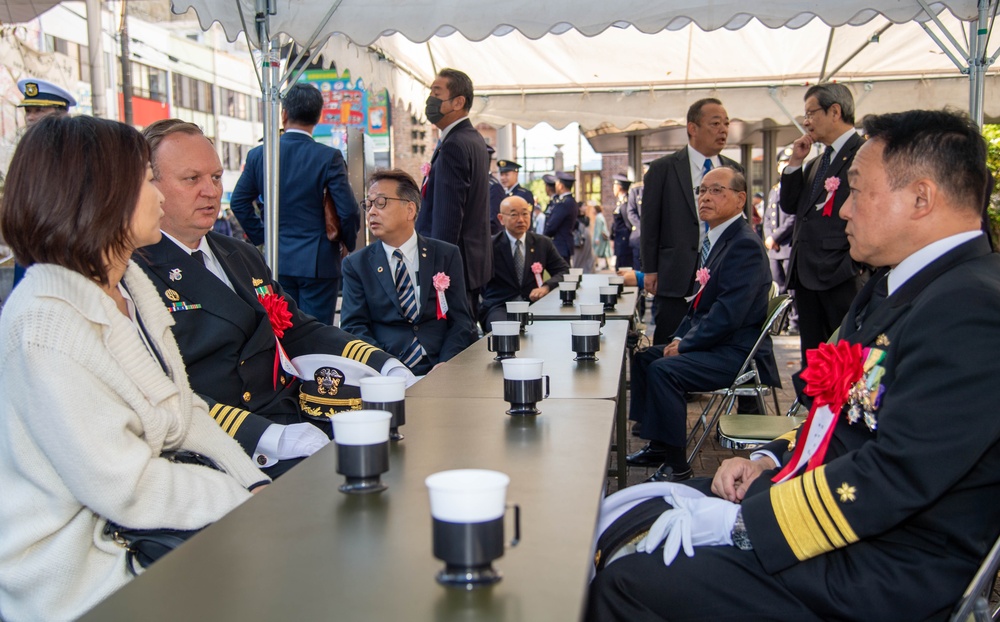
[330,410,391,446]
[608,275,625,286]
[599,285,619,297]
[426,469,510,523]
[568,268,584,276]
[579,303,605,316]
[359,376,406,403]
[563,273,582,283]
[492,321,521,337]
[506,301,530,314]
[558,281,578,291]
[501,357,544,381]
[571,320,602,337]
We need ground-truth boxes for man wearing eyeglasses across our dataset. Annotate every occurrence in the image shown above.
[781,83,865,365]
[479,195,569,332]
[627,166,777,483]
[640,98,742,345]
[341,169,478,375]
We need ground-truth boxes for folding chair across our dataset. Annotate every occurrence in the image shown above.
[948,531,1000,622]
[686,294,792,462]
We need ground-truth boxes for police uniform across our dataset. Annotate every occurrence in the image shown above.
[133,233,397,471]
[491,160,535,236]
[610,173,634,269]
[543,171,578,261]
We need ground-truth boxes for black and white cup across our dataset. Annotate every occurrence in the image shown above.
[487,321,521,360]
[608,275,625,296]
[558,280,578,306]
[599,285,619,310]
[571,320,602,361]
[505,301,533,333]
[360,376,407,442]
[501,357,550,416]
[578,302,606,330]
[426,469,520,588]
[331,410,391,494]
[567,268,584,278]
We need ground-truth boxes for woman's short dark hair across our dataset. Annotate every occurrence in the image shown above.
[0,115,149,285]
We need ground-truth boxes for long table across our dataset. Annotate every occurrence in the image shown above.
[407,321,629,487]
[527,287,640,323]
[79,398,614,622]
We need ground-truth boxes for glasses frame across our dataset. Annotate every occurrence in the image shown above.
[363,196,411,211]
[694,185,739,197]
[803,106,826,120]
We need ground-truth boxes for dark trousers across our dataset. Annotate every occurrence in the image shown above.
[278,274,339,324]
[651,295,689,345]
[630,345,744,449]
[795,277,861,362]
[587,539,821,622]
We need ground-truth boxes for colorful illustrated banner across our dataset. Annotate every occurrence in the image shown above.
[301,69,389,152]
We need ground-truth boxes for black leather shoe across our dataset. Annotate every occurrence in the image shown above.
[645,464,693,483]
[631,421,643,437]
[626,444,668,466]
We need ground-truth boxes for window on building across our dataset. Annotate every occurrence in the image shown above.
[123,62,168,103]
[220,88,252,121]
[172,74,215,113]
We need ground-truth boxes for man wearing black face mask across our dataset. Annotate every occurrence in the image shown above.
[417,68,492,318]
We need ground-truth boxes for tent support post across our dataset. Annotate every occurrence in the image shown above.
[969,0,991,127]
[256,0,282,275]
[627,134,642,183]
[762,128,777,199]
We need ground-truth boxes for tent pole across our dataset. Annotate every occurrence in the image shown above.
[626,134,642,183]
[970,1,990,127]
[257,0,281,274]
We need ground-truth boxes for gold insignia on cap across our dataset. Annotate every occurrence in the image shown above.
[837,482,857,503]
[165,289,180,302]
[25,83,38,97]
[252,278,264,286]
[876,334,890,346]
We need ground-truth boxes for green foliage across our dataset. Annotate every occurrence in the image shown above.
[984,124,1000,246]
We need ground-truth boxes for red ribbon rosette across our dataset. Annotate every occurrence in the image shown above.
[258,293,294,388]
[772,340,864,483]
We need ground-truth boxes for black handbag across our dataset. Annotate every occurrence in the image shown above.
[103,450,221,575]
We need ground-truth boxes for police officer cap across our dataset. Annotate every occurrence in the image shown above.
[555,171,575,183]
[542,174,557,186]
[497,159,522,173]
[612,173,631,186]
[753,192,764,200]
[777,146,793,162]
[17,78,76,108]
[486,144,496,155]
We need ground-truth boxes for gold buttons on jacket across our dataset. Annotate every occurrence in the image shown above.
[243,392,251,402]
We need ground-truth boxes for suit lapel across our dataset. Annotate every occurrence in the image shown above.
[416,236,436,320]
[705,219,743,271]
[369,242,402,316]
[804,133,861,207]
[671,150,697,219]
[494,232,518,287]
[141,238,256,337]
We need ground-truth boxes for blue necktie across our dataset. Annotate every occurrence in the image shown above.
[702,158,713,180]
[809,146,834,201]
[700,236,711,267]
[393,250,426,368]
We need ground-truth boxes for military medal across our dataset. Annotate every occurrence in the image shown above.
[168,268,182,281]
[165,289,180,301]
[252,278,264,287]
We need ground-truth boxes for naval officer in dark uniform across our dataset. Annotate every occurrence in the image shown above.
[610,173,634,269]
[543,171,578,262]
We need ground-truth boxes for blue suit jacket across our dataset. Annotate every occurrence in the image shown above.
[543,193,577,258]
[674,218,779,386]
[340,235,479,375]
[230,131,359,279]
[415,118,493,291]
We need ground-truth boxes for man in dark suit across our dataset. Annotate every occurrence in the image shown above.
[230,83,359,324]
[641,98,741,344]
[135,120,411,477]
[342,169,478,376]
[610,173,634,269]
[763,156,799,334]
[780,83,864,362]
[416,68,492,317]
[543,171,578,262]
[626,166,777,482]
[480,195,569,331]
[589,109,1000,622]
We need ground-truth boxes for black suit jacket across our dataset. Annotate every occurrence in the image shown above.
[133,233,392,453]
[479,230,569,325]
[673,218,779,387]
[340,235,479,375]
[416,118,493,291]
[743,236,1000,620]
[640,148,741,297]
[779,132,864,290]
[230,131,359,279]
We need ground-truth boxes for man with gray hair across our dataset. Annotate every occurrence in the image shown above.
[780,83,864,364]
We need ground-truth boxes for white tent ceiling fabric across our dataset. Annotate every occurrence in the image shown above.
[1,0,62,23]
[164,0,993,131]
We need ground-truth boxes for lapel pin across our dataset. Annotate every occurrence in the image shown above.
[377,266,384,273]
[168,268,182,282]
[252,278,264,287]
[876,334,890,346]
[421,253,427,258]
[165,289,180,302]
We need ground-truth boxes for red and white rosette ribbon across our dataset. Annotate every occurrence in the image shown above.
[433,272,450,320]
[821,176,840,217]
[685,268,711,309]
[531,262,544,287]
[772,340,864,483]
[258,293,298,388]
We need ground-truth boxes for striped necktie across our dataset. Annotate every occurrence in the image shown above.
[700,236,711,267]
[513,239,524,283]
[393,249,426,368]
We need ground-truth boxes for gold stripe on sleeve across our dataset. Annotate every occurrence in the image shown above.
[226,409,252,437]
[770,477,833,561]
[343,340,377,365]
[814,465,859,545]
[802,469,847,549]
[218,407,242,434]
[210,404,233,424]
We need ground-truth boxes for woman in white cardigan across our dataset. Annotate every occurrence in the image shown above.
[0,116,270,621]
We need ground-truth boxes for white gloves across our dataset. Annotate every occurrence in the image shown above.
[275,422,330,459]
[637,493,741,565]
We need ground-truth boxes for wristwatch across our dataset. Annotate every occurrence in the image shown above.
[731,507,754,551]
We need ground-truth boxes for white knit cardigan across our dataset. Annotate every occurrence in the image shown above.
[0,262,269,622]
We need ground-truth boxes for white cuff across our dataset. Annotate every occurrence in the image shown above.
[382,359,419,388]
[750,449,781,469]
[252,424,283,469]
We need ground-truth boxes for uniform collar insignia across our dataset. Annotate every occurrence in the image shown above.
[168,268,182,282]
